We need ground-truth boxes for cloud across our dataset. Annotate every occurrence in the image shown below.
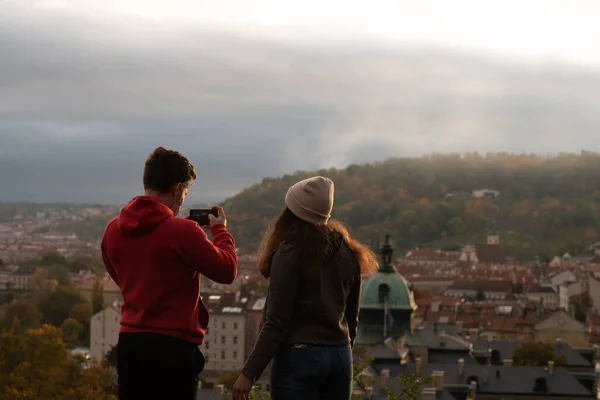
[0,3,600,204]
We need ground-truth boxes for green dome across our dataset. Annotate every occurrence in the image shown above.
[360,272,416,311]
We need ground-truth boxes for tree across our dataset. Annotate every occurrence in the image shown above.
[92,278,105,314]
[352,355,376,399]
[475,289,486,302]
[383,370,435,400]
[29,267,58,294]
[0,324,117,399]
[40,252,68,266]
[104,345,118,367]
[38,285,89,327]
[446,217,466,235]
[351,355,435,400]
[48,264,72,285]
[69,302,93,324]
[1,300,42,332]
[512,340,568,367]
[220,152,600,256]
[61,317,82,347]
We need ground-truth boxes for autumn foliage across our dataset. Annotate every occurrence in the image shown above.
[0,323,117,400]
[222,152,600,257]
[512,340,568,367]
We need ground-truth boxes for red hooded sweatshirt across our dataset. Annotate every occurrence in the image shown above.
[100,196,238,345]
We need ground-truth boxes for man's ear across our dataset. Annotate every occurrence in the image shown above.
[168,183,181,198]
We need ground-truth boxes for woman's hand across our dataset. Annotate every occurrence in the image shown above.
[232,373,253,400]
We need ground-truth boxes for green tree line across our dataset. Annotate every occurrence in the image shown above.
[221,152,600,258]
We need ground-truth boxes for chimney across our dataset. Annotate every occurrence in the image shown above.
[415,357,422,371]
[380,369,390,387]
[503,359,513,367]
[458,358,465,376]
[432,371,444,391]
[548,360,554,375]
[421,387,437,400]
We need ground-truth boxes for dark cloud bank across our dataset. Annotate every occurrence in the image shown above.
[0,4,599,204]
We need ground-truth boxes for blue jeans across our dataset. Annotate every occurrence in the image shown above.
[270,344,352,400]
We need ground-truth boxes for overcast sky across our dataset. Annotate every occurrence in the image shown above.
[1,0,600,204]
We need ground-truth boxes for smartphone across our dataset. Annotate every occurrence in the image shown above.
[189,209,218,226]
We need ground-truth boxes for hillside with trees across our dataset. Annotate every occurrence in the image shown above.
[221,152,600,259]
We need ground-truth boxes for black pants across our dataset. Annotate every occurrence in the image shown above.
[117,332,205,400]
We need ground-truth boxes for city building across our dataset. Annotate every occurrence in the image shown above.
[200,294,248,372]
[90,303,121,363]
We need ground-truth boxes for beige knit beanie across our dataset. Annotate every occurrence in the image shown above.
[285,176,334,224]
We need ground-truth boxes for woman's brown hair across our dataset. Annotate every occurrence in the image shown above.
[257,207,379,278]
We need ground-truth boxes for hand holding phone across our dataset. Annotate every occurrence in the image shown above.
[189,206,227,228]
[189,209,218,227]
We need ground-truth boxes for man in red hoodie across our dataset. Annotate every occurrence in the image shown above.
[101,146,238,400]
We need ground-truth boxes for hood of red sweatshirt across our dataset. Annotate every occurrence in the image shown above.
[117,196,173,236]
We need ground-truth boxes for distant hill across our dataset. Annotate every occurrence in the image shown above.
[222,152,600,259]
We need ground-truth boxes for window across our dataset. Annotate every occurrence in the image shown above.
[378,284,390,304]
[234,322,238,329]
[205,341,209,349]
[221,336,226,345]
[221,350,226,360]
[205,355,210,363]
[222,322,226,329]
[233,336,238,345]
[205,327,210,335]
[233,351,238,359]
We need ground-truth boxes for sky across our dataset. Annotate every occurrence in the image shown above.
[1,0,600,204]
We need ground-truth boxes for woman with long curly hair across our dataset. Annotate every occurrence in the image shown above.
[232,176,379,400]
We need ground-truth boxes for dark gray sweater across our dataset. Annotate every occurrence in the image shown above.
[241,241,361,381]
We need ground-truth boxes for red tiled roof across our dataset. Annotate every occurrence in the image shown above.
[474,244,518,263]
[425,310,456,325]
[447,280,513,293]
[416,297,462,307]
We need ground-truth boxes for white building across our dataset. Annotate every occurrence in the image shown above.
[559,281,583,311]
[200,297,248,372]
[525,287,558,310]
[90,304,121,363]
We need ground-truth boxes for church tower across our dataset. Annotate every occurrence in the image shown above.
[356,235,417,346]
[487,219,500,245]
